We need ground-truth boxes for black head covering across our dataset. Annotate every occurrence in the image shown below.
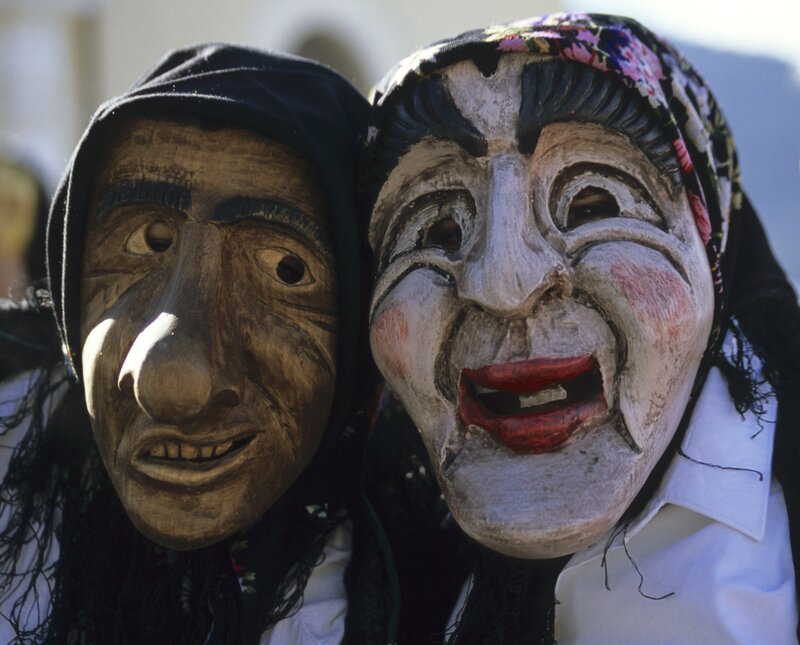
[47,43,369,444]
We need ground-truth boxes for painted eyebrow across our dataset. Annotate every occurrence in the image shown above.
[366,74,487,208]
[517,60,681,187]
[94,180,191,222]
[213,197,333,259]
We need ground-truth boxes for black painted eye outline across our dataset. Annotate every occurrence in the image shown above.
[565,185,621,229]
[256,247,315,287]
[383,189,476,267]
[423,215,463,252]
[124,220,175,255]
[549,166,665,233]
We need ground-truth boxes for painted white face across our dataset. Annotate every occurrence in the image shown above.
[368,55,714,558]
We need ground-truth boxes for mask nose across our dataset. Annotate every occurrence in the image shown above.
[458,153,572,317]
[118,243,240,425]
[119,313,225,424]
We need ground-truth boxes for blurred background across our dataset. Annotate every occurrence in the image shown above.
[0,0,797,291]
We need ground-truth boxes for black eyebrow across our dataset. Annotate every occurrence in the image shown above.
[366,74,487,207]
[213,197,333,259]
[517,60,681,187]
[94,180,191,222]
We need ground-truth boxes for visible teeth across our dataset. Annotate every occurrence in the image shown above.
[475,385,499,395]
[147,439,240,461]
[214,441,233,456]
[181,444,199,459]
[519,385,567,408]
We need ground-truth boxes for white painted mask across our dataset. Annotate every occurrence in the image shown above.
[368,54,714,558]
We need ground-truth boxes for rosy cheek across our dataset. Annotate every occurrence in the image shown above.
[610,260,692,341]
[371,306,410,380]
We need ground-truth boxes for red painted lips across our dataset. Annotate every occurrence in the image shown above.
[458,355,607,453]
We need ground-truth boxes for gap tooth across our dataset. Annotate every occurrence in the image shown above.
[200,445,214,459]
[150,444,166,458]
[214,441,233,456]
[519,385,567,408]
[166,442,179,459]
[181,444,199,459]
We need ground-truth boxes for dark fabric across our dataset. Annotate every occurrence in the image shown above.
[345,391,472,644]
[27,175,50,287]
[361,12,800,644]
[0,294,57,382]
[0,44,372,643]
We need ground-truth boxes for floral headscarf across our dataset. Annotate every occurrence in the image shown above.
[369,12,741,348]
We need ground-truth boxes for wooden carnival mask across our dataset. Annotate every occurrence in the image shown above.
[368,55,714,558]
[80,117,337,550]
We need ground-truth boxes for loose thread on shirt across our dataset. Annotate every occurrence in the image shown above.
[750,409,777,439]
[601,520,675,601]
[621,523,675,601]
[601,521,629,591]
[677,447,764,481]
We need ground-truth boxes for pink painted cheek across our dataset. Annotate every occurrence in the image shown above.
[609,260,693,342]
[371,306,410,380]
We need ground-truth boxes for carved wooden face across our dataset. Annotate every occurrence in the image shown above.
[80,117,337,550]
[369,56,714,558]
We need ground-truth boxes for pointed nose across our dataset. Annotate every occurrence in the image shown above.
[458,153,572,317]
[118,312,239,425]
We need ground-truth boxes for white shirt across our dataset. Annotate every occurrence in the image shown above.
[555,365,797,644]
[260,523,351,644]
[0,371,350,644]
[449,359,798,644]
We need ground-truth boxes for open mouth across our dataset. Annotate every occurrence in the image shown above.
[139,435,255,465]
[128,429,259,488]
[458,355,607,453]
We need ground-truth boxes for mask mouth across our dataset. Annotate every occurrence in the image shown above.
[457,355,608,453]
[138,434,255,465]
[129,428,259,488]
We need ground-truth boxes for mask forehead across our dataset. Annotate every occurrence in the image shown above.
[441,56,526,145]
[93,117,326,226]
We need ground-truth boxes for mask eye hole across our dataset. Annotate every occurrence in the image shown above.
[125,220,174,255]
[257,248,314,286]
[567,186,620,229]
[145,221,173,252]
[276,254,306,284]
[424,216,463,252]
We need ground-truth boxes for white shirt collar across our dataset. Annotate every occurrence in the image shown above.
[628,331,777,541]
[629,360,776,541]
[566,333,777,575]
